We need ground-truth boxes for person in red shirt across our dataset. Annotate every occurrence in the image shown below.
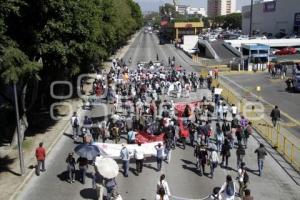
[35,142,46,174]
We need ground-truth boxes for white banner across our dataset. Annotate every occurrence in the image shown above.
[94,142,163,159]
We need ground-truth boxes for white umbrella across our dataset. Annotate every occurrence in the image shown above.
[95,156,119,179]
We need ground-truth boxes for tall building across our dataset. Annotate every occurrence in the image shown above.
[207,0,236,17]
[242,0,300,36]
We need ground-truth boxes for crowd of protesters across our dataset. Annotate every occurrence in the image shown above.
[49,57,268,200]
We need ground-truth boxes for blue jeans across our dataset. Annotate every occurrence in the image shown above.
[157,157,163,171]
[79,165,87,184]
[122,160,129,176]
[258,159,264,176]
[106,186,115,200]
[210,162,218,177]
[37,160,45,171]
[72,126,79,139]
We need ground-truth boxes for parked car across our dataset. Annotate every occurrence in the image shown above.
[270,48,279,55]
[275,48,297,55]
[238,35,249,40]
[186,48,199,54]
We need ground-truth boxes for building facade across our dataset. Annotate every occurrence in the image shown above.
[207,0,236,17]
[242,0,300,36]
[176,5,188,15]
[186,7,207,16]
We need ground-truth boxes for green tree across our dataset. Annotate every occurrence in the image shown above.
[0,0,143,143]
[159,3,176,17]
[223,13,242,29]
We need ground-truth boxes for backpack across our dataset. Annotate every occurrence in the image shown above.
[73,117,79,127]
[231,118,238,128]
[157,183,165,194]
[226,182,234,196]
[243,171,249,184]
[226,123,231,132]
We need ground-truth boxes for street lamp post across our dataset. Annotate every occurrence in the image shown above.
[249,0,254,37]
[13,83,25,175]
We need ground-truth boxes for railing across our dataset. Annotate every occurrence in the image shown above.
[192,55,241,69]
[207,75,300,172]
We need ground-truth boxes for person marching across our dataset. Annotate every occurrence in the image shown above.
[35,142,46,175]
[66,153,76,183]
[194,144,208,176]
[157,174,171,199]
[134,143,144,174]
[71,112,80,140]
[120,143,131,177]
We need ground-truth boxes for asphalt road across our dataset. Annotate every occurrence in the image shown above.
[17,32,300,200]
[221,72,300,139]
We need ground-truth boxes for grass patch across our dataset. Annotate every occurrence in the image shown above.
[22,138,33,150]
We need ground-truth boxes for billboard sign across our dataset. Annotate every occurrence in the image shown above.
[294,13,300,27]
[160,20,168,26]
[263,1,276,12]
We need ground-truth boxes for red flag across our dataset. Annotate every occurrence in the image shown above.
[135,132,164,144]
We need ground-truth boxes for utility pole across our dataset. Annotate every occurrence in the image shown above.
[13,83,25,175]
[249,0,254,37]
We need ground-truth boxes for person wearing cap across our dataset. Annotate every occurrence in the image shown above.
[66,153,76,183]
[120,144,130,177]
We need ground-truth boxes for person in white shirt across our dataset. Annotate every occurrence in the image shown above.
[185,83,190,98]
[231,104,237,118]
[134,143,144,174]
[222,103,229,119]
[157,174,171,198]
[218,175,236,200]
[71,112,80,140]
[155,188,169,200]
[209,149,219,178]
[177,82,182,99]
[96,73,102,81]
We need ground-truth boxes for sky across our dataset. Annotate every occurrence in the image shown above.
[135,0,252,12]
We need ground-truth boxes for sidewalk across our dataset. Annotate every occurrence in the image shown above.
[0,31,141,200]
[0,98,82,200]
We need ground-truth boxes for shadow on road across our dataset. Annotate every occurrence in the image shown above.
[181,159,196,166]
[57,171,69,183]
[80,188,97,200]
[0,155,20,176]
[129,167,139,176]
[143,163,157,171]
[182,164,200,176]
